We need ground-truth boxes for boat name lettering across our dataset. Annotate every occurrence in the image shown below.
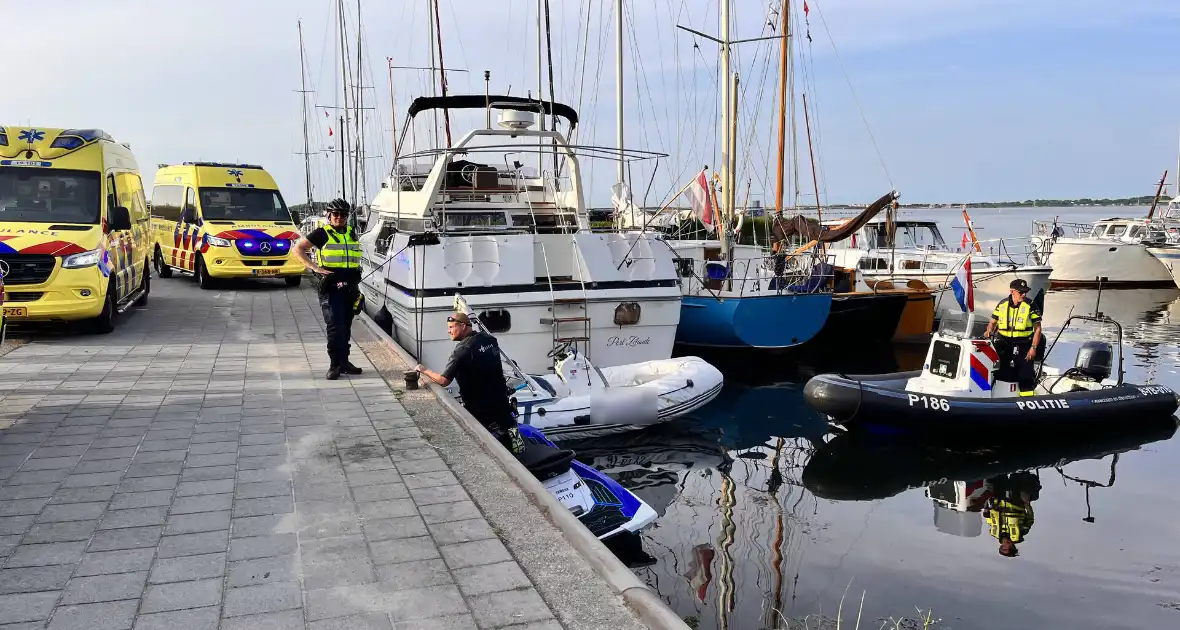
[907,394,950,411]
[1138,385,1171,396]
[1015,398,1070,411]
[607,335,650,348]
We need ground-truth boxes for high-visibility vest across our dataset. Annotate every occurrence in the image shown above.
[993,298,1039,338]
[320,225,360,269]
[986,500,1034,543]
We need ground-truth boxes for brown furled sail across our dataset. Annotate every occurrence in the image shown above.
[770,190,898,245]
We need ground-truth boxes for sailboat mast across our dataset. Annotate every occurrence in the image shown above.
[297,20,313,210]
[773,2,788,217]
[719,0,730,224]
[386,57,398,159]
[615,0,624,184]
[431,0,452,147]
[427,0,439,148]
[355,0,367,204]
[729,72,738,225]
[337,0,352,203]
[536,0,544,131]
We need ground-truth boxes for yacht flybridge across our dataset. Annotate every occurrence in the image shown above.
[357,95,682,374]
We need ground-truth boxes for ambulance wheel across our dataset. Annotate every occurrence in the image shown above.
[134,262,150,307]
[91,281,117,334]
[154,248,172,278]
[195,256,216,290]
[285,276,302,287]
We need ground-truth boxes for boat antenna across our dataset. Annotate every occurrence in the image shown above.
[484,71,491,129]
[431,0,452,148]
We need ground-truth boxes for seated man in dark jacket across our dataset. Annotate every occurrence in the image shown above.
[415,312,524,454]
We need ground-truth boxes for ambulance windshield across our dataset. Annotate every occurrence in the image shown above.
[0,168,102,224]
[199,188,292,222]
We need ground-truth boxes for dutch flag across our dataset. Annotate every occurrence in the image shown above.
[950,254,974,312]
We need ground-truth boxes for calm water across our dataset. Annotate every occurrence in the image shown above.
[581,208,1180,629]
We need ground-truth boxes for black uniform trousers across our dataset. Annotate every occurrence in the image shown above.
[994,335,1036,390]
[319,284,357,367]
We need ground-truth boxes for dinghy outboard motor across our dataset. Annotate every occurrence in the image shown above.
[1073,340,1113,382]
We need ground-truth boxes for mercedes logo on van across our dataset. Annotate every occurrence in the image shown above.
[0,260,9,279]
[259,242,272,253]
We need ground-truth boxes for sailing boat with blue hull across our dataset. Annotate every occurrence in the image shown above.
[665,0,832,350]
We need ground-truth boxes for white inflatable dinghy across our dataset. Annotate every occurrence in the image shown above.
[508,340,724,440]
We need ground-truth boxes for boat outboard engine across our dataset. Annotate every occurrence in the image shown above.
[1073,340,1113,382]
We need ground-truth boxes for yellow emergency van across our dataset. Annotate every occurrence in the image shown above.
[0,127,151,333]
[150,162,303,289]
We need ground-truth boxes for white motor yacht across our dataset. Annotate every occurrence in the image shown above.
[1031,213,1178,287]
[356,95,682,374]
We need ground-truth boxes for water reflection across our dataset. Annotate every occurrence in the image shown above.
[594,285,1180,629]
[804,419,1174,568]
[592,392,1178,628]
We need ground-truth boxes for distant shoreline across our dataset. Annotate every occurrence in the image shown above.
[834,196,1169,210]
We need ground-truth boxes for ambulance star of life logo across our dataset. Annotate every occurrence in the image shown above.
[227,168,243,182]
[18,129,45,143]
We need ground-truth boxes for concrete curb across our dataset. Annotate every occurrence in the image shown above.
[357,314,688,630]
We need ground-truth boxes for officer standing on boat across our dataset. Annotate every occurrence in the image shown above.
[294,198,363,380]
[415,312,525,454]
[984,279,1042,393]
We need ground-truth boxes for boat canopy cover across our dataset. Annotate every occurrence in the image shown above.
[406,95,579,128]
[772,190,898,245]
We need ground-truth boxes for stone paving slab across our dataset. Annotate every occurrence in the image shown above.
[0,279,640,629]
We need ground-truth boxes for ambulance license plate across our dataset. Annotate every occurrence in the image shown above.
[251,269,280,277]
[2,307,27,317]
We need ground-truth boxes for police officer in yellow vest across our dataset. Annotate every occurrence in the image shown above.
[982,471,1040,558]
[294,198,363,380]
[984,279,1042,393]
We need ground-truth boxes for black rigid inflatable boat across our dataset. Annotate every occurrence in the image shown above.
[803,312,1180,437]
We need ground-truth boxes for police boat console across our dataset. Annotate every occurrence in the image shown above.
[803,310,1180,435]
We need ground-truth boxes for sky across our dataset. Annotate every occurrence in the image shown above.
[2,0,1178,207]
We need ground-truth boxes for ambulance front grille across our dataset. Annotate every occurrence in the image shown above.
[4,292,43,302]
[0,255,56,285]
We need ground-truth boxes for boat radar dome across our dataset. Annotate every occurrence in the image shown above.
[498,110,536,130]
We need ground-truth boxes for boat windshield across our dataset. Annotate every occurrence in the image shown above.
[0,167,102,224]
[199,188,292,222]
[864,221,947,250]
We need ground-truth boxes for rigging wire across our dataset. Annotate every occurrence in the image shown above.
[808,0,895,190]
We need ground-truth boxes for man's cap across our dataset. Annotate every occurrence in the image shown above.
[1010,279,1030,293]
[447,312,470,325]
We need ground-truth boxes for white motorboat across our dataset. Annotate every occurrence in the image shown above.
[357,95,682,375]
[822,216,1051,321]
[507,340,724,441]
[1030,216,1177,287]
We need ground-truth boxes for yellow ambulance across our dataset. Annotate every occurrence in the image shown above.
[150,162,303,288]
[0,127,151,333]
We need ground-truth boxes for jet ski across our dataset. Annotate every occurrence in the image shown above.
[803,310,1180,436]
[513,424,658,540]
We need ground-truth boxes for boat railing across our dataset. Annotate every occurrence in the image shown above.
[1032,219,1093,239]
[969,235,1042,268]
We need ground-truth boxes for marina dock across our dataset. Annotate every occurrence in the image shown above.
[0,280,675,629]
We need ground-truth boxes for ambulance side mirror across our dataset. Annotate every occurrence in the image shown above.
[108,206,133,232]
[181,207,198,225]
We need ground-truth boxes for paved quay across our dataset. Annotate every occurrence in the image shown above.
[0,279,649,629]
